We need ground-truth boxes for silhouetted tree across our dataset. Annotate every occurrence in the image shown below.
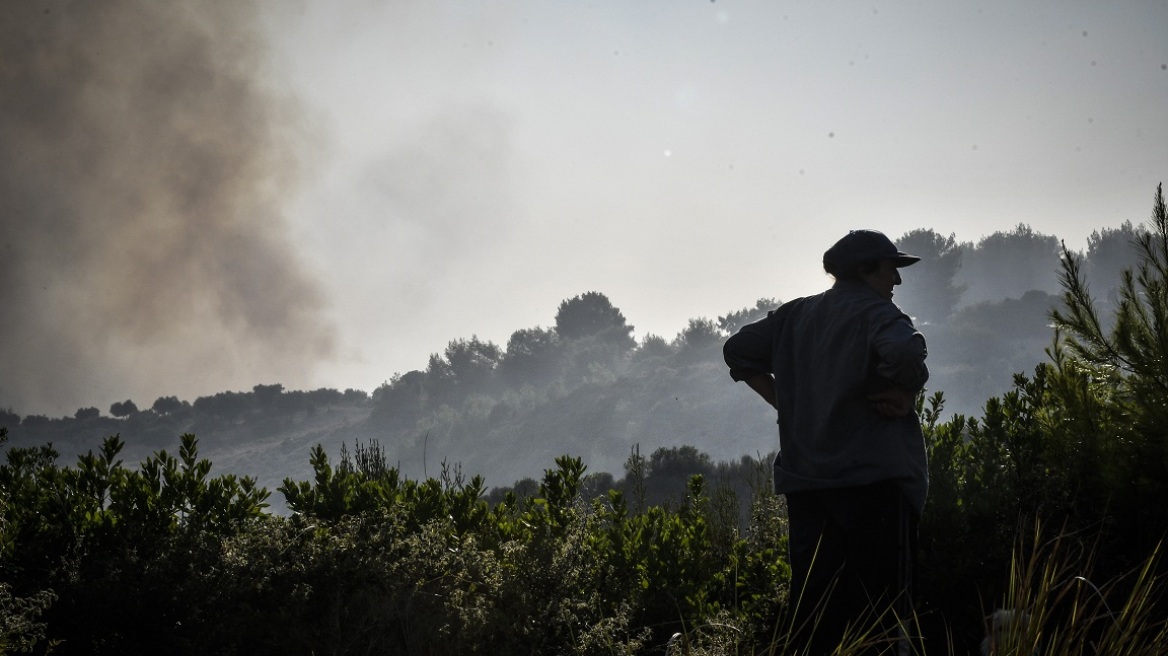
[1053,184,1168,434]
[0,408,20,429]
[419,337,504,407]
[252,383,284,409]
[924,290,1058,410]
[20,415,50,430]
[631,333,673,364]
[342,388,369,403]
[74,407,99,421]
[369,370,428,430]
[551,293,637,386]
[554,292,635,352]
[639,445,715,508]
[957,223,1061,305]
[580,471,616,501]
[443,336,502,393]
[1084,220,1146,306]
[305,388,345,408]
[193,391,249,422]
[500,327,562,386]
[109,400,138,417]
[894,229,965,323]
[673,318,721,363]
[151,396,186,415]
[717,298,777,335]
[647,445,713,477]
[426,352,456,390]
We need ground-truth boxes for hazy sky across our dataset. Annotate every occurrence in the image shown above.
[272,0,1167,397]
[4,1,1167,416]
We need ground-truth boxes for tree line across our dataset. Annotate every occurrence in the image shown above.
[0,214,1153,509]
[1,187,1167,653]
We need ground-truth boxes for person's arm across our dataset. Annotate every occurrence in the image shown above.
[743,373,778,409]
[867,387,915,417]
[868,311,928,417]
[723,311,779,408]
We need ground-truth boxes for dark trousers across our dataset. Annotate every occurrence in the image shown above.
[784,481,919,656]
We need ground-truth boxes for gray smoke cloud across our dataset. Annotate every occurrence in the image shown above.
[1,2,336,416]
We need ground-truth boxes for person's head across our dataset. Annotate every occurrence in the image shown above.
[823,229,920,300]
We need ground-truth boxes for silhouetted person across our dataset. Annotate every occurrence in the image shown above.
[723,230,928,655]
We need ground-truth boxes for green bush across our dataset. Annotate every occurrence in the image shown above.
[0,433,267,655]
[4,187,1168,654]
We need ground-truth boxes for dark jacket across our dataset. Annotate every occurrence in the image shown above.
[723,280,930,512]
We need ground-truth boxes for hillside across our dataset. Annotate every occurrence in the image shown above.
[1,223,1146,510]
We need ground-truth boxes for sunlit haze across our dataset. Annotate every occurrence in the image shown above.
[3,0,1166,416]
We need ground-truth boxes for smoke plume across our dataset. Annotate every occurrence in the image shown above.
[0,2,336,416]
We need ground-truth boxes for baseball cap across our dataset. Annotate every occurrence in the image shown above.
[823,229,921,269]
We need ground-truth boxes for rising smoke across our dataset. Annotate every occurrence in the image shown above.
[0,2,336,416]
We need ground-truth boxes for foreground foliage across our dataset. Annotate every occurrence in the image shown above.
[2,187,1168,654]
[0,432,788,655]
[0,408,1164,655]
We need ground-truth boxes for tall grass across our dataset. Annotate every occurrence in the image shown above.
[978,525,1165,656]
[666,525,1165,656]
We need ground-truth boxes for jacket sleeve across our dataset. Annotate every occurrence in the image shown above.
[723,311,777,382]
[871,312,929,392]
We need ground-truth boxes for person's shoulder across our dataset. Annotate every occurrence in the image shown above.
[875,299,918,330]
[826,282,882,308]
[774,292,820,317]
[828,283,913,321]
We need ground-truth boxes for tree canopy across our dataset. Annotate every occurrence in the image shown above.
[554,291,636,351]
[893,228,965,323]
